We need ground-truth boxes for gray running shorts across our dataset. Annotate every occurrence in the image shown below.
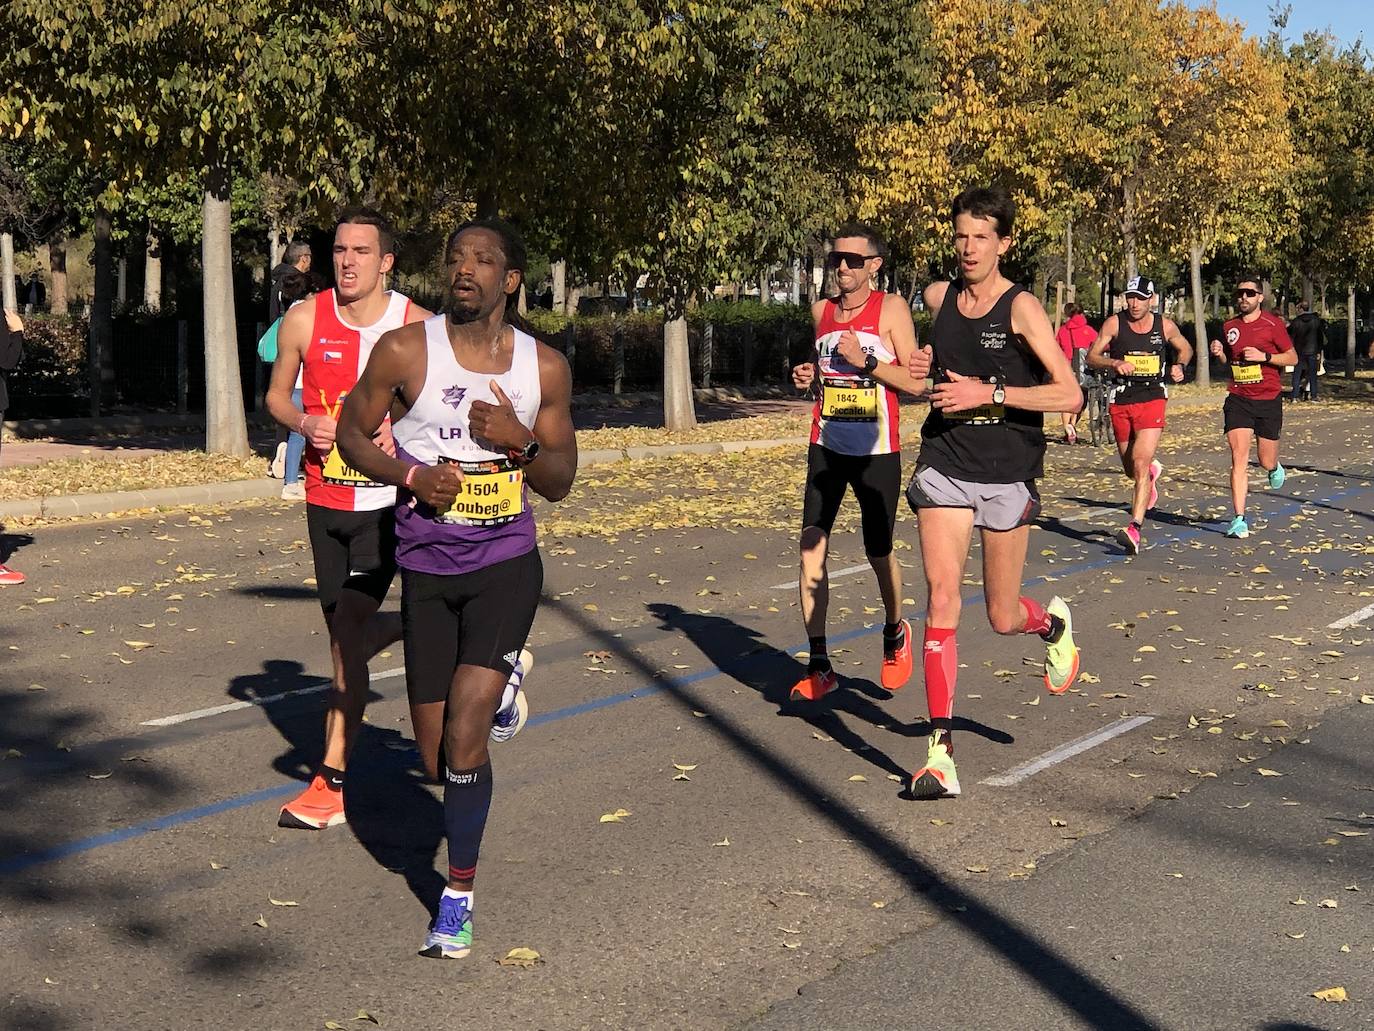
[905,465,1041,532]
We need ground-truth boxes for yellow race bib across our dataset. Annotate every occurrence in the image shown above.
[821,379,879,421]
[1124,352,1162,378]
[946,404,1006,425]
[439,459,525,526]
[1231,362,1263,384]
[321,444,385,487]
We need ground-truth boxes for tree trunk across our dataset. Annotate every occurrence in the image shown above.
[116,255,128,308]
[758,267,769,304]
[1065,221,1075,302]
[566,284,582,318]
[663,292,697,431]
[552,258,566,315]
[0,233,15,311]
[475,187,499,220]
[144,230,163,311]
[1347,285,1357,379]
[49,229,68,313]
[90,206,116,415]
[1301,274,1313,310]
[1120,179,1139,281]
[1189,238,1209,389]
[1318,277,1329,317]
[790,256,801,306]
[203,158,251,457]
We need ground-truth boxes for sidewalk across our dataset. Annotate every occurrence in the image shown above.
[0,393,815,522]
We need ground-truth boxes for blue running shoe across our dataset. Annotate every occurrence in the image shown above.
[1267,463,1286,489]
[1226,515,1249,539]
[420,895,473,959]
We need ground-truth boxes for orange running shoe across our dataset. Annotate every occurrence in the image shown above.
[880,618,913,692]
[789,669,838,702]
[278,774,346,830]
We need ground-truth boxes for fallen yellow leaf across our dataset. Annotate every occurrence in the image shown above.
[497,947,542,968]
[1311,986,1347,1003]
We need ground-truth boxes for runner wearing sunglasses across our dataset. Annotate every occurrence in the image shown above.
[1208,275,1296,539]
[789,224,923,701]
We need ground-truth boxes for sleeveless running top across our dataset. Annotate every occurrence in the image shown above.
[810,291,900,456]
[1110,312,1168,405]
[302,290,412,512]
[391,316,543,576]
[918,281,1045,484]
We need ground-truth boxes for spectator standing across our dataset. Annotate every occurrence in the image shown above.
[0,307,26,585]
[1288,302,1324,401]
[1055,302,1096,443]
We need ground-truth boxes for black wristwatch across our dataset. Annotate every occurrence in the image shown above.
[862,352,879,374]
[511,437,541,465]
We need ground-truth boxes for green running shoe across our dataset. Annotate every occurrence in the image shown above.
[1226,515,1250,539]
[909,733,960,799]
[1043,596,1080,695]
[1267,463,1286,489]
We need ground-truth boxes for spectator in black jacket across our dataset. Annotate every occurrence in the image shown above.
[1,307,25,586]
[1288,302,1325,401]
[268,240,312,322]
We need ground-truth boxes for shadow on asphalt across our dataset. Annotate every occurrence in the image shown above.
[226,659,445,919]
[0,526,33,564]
[231,584,319,601]
[609,598,1158,1029]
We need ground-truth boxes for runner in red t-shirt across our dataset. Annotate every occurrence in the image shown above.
[1207,274,1297,539]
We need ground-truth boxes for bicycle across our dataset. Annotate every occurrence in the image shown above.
[1080,369,1116,447]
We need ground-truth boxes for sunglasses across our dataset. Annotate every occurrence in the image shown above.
[826,251,876,271]
[1234,288,1262,298]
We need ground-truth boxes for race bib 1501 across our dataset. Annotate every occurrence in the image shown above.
[1124,352,1162,378]
[439,458,525,526]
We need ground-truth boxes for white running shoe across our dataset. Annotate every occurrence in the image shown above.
[490,648,534,742]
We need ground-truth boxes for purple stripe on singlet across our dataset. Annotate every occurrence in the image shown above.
[394,445,536,575]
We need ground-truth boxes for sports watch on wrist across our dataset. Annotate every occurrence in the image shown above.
[990,383,1006,405]
[510,437,541,465]
[862,352,879,374]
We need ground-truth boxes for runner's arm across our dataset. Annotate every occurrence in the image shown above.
[1263,322,1298,367]
[1162,318,1194,371]
[1002,292,1082,413]
[336,327,424,487]
[873,293,925,397]
[522,344,577,502]
[265,302,311,435]
[1085,316,1119,370]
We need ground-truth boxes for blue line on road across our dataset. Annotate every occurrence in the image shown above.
[2,478,1367,876]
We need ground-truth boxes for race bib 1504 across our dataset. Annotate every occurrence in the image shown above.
[439,458,525,526]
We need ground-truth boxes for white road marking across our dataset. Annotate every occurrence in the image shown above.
[140,666,404,727]
[980,715,1155,787]
[1329,601,1374,630]
[770,561,872,592]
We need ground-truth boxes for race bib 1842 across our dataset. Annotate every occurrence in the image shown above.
[1231,362,1263,384]
[439,458,525,526]
[821,379,879,421]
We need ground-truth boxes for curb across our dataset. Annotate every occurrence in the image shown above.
[0,478,282,521]
[578,437,806,467]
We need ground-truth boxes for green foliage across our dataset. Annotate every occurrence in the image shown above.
[6,314,88,412]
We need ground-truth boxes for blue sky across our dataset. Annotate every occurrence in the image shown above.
[1201,1,1368,47]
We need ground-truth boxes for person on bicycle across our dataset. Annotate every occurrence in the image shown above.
[1055,302,1096,444]
[1085,276,1192,554]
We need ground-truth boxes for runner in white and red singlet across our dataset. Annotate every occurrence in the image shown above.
[265,207,429,830]
[789,223,923,702]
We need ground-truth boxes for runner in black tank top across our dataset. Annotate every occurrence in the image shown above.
[1086,276,1192,554]
[901,186,1085,800]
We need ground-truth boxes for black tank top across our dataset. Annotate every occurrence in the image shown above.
[919,281,1045,483]
[1110,312,1167,405]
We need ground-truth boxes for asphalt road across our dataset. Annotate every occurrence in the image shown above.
[2,398,1373,1031]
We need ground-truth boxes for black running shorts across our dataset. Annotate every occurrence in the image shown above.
[801,444,902,558]
[305,504,398,614]
[401,547,544,705]
[1223,394,1282,441]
